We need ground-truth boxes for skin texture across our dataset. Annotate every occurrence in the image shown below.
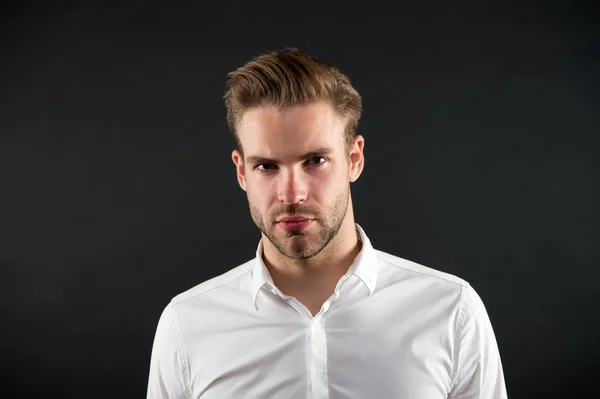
[231,100,365,314]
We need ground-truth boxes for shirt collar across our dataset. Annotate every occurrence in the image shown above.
[251,223,378,308]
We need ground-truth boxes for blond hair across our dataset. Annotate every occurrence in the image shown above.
[223,47,362,156]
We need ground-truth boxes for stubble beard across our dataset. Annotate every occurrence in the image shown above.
[249,185,350,260]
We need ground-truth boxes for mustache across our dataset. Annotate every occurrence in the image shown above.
[273,206,319,219]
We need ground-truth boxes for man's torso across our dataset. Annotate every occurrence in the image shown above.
[170,249,465,399]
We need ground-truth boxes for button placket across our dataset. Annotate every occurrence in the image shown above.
[309,315,329,398]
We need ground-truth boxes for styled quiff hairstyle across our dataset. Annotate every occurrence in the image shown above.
[223,47,362,157]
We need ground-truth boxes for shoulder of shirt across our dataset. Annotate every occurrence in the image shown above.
[374,248,470,288]
[169,258,255,306]
[165,248,471,307]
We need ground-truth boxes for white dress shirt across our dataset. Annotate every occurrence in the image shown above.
[147,223,508,398]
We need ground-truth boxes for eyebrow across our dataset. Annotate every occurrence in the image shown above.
[246,146,334,165]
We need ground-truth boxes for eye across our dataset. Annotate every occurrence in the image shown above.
[307,156,326,165]
[256,164,277,171]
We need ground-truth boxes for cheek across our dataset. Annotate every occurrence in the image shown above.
[246,180,275,207]
[309,176,342,205]
[319,167,346,190]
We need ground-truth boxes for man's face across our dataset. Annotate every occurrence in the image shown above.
[232,100,357,260]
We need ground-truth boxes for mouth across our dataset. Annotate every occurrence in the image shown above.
[276,218,314,232]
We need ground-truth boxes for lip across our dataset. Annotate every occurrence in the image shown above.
[278,216,312,222]
[276,217,314,232]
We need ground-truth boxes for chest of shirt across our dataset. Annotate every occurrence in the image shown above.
[178,286,460,399]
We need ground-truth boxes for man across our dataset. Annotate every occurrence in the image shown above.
[146,48,508,398]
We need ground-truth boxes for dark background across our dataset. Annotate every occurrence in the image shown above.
[1,1,598,398]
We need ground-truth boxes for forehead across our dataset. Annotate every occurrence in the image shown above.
[238,101,345,159]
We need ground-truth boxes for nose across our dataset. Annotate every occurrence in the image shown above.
[277,168,307,205]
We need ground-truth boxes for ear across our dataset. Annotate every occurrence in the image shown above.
[231,149,247,191]
[348,135,365,183]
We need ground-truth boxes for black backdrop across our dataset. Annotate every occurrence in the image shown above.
[1,1,599,398]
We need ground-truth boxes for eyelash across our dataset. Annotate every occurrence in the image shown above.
[255,157,327,171]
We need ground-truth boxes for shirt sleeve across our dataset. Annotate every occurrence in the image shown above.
[448,284,508,399]
[146,302,191,399]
